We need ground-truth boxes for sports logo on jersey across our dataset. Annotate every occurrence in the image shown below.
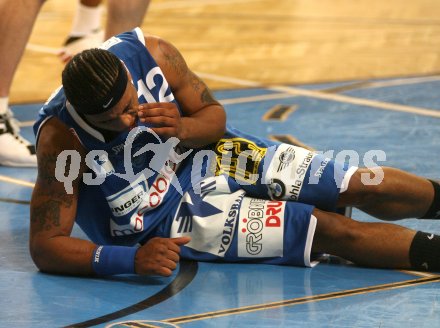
[268,178,286,199]
[214,137,267,185]
[277,146,296,172]
[110,214,144,237]
[106,174,147,217]
[170,176,246,257]
[266,144,315,201]
[238,198,284,258]
[174,189,222,233]
[107,157,180,236]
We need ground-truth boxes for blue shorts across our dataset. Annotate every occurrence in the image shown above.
[196,126,357,211]
[159,175,318,267]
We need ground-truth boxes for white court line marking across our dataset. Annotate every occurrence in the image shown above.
[152,0,262,10]
[400,270,439,278]
[220,93,295,105]
[198,72,440,118]
[217,75,440,105]
[352,75,440,91]
[0,175,35,188]
[25,43,61,55]
[18,121,34,127]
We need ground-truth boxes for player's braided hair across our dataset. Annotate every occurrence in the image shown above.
[62,48,127,115]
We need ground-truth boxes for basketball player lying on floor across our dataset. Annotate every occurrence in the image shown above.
[30,27,440,277]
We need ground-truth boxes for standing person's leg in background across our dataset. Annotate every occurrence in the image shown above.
[105,0,151,39]
[0,0,45,167]
[62,0,103,46]
[60,0,151,62]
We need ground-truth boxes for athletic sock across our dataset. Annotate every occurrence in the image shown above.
[420,180,440,219]
[409,231,440,271]
[0,97,8,116]
[69,3,102,37]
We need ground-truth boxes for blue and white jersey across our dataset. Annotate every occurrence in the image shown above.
[33,28,191,245]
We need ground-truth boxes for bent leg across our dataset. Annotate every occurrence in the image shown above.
[338,167,434,220]
[312,208,415,269]
[0,0,46,97]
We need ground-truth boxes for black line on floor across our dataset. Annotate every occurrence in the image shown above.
[64,260,198,328]
[263,104,297,121]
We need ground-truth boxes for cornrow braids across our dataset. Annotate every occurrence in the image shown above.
[62,48,128,115]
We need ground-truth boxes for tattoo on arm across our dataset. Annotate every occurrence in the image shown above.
[32,148,76,233]
[201,87,217,104]
[31,200,62,233]
[158,39,187,78]
[38,153,59,187]
[189,72,218,104]
[189,72,203,92]
[158,38,220,106]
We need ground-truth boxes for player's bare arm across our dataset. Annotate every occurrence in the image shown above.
[138,35,226,148]
[30,117,96,275]
[30,118,190,277]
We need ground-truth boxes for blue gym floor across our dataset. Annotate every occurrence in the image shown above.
[1,76,440,327]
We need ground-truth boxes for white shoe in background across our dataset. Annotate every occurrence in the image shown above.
[0,109,37,167]
[58,30,104,63]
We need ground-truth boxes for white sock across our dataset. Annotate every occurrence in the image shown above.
[69,3,102,37]
[0,97,8,115]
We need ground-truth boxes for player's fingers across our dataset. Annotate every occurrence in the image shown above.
[138,105,178,118]
[139,102,175,109]
[166,240,181,254]
[166,249,180,263]
[171,236,191,246]
[139,115,176,127]
[156,266,173,277]
[163,258,178,271]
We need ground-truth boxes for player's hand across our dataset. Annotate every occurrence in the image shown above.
[135,236,191,276]
[137,102,182,139]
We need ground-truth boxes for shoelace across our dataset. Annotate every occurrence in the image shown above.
[0,114,27,144]
[0,112,36,154]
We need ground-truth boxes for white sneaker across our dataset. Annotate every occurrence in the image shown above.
[0,111,37,167]
[58,30,104,63]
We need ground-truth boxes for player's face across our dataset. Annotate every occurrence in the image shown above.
[84,82,139,132]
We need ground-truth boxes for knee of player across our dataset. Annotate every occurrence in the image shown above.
[342,167,387,205]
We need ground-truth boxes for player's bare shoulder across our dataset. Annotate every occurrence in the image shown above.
[37,117,82,152]
[144,35,188,81]
[144,34,162,60]
[36,117,87,176]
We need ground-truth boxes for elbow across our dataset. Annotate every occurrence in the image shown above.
[217,107,227,138]
[29,238,54,273]
[29,239,45,271]
[217,124,226,141]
